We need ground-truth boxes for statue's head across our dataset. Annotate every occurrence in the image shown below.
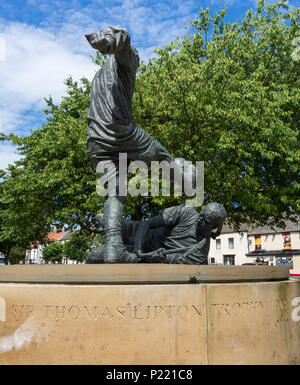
[85,26,117,54]
[197,202,227,235]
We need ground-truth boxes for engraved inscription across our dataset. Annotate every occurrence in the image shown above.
[9,303,205,322]
[11,304,36,321]
[55,306,65,321]
[210,298,296,328]
[210,300,264,318]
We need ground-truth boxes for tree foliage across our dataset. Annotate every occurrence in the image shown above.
[0,1,299,255]
[0,77,103,251]
[0,170,17,262]
[7,246,26,264]
[63,231,94,263]
[133,0,300,227]
[42,241,65,263]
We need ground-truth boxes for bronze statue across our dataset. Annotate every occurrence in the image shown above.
[85,26,223,264]
[87,202,227,264]
[85,26,175,263]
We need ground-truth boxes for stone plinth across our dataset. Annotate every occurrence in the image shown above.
[0,265,299,365]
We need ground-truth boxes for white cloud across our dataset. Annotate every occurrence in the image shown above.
[0,21,98,136]
[0,20,99,168]
[105,0,197,48]
[210,0,254,5]
[0,142,21,171]
[38,0,199,58]
[0,0,200,136]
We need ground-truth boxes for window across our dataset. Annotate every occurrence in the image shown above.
[210,258,215,264]
[216,239,221,250]
[224,255,235,265]
[282,232,291,250]
[254,235,261,251]
[228,238,234,249]
[276,257,293,268]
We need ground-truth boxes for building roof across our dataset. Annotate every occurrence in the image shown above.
[30,231,66,246]
[58,230,73,241]
[46,231,66,242]
[220,222,249,234]
[248,219,300,235]
[220,217,300,235]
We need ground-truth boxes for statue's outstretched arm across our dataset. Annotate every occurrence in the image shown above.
[86,26,139,71]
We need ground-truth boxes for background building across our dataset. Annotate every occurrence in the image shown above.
[247,219,300,276]
[25,231,69,264]
[208,223,249,266]
[208,218,300,276]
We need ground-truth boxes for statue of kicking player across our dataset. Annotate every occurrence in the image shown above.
[85,26,196,263]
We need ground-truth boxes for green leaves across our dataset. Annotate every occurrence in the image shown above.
[42,231,101,263]
[133,1,300,227]
[42,242,65,263]
[0,1,299,256]
[0,77,103,251]
[63,231,96,263]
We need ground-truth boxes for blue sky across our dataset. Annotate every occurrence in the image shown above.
[0,0,297,170]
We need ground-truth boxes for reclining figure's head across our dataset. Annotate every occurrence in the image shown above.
[197,202,227,235]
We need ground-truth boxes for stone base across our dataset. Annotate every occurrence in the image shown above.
[0,265,299,365]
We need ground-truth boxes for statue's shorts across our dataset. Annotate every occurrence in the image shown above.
[88,123,172,196]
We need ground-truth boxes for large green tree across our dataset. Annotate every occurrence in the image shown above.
[0,78,103,250]
[0,170,17,262]
[133,0,300,227]
[0,0,299,255]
